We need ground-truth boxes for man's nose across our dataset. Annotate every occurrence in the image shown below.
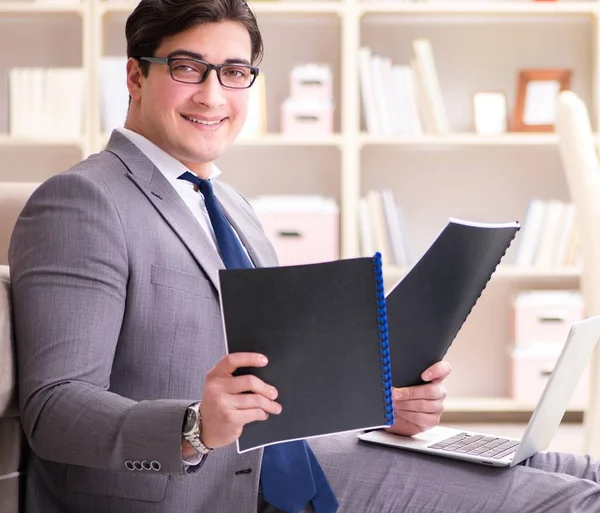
[192,69,226,107]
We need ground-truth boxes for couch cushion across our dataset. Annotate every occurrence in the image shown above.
[0,418,24,475]
[0,182,39,266]
[0,266,17,418]
[0,472,24,513]
[0,474,25,513]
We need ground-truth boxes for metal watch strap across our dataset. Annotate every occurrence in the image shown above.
[184,403,213,455]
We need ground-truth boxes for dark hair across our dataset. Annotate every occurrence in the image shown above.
[126,0,264,76]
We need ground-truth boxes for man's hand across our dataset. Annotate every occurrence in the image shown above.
[386,360,452,437]
[199,353,282,449]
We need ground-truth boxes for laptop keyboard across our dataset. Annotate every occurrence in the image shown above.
[428,432,520,460]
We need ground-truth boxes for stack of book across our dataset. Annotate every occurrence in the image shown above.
[514,199,580,268]
[358,188,412,267]
[8,67,85,139]
[358,38,448,136]
[99,57,129,135]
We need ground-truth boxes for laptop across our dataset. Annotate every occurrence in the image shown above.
[357,315,600,467]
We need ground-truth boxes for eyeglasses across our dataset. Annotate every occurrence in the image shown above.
[136,56,259,89]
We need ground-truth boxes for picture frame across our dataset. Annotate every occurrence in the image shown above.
[511,69,572,132]
[472,91,507,135]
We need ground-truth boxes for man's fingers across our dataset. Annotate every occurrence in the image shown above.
[232,393,282,415]
[212,352,269,376]
[237,408,271,425]
[393,398,445,415]
[421,360,452,382]
[393,410,440,428]
[227,374,278,400]
[394,383,447,402]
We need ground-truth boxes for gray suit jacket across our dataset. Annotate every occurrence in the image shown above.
[9,131,279,513]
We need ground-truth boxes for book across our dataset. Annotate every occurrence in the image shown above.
[218,253,394,453]
[386,218,520,388]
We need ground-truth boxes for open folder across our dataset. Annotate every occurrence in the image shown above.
[219,218,520,453]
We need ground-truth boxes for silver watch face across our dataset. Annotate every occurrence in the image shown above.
[184,408,198,434]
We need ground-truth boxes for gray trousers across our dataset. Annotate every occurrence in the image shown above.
[259,432,600,513]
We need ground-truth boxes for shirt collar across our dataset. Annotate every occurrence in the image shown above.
[116,127,222,186]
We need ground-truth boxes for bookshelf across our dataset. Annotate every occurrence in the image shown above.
[99,0,344,14]
[1,0,598,417]
[0,2,84,13]
[0,0,93,173]
[0,134,85,146]
[384,265,582,281]
[359,1,598,15]
[361,133,563,147]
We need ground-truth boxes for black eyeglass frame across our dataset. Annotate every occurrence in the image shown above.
[135,56,260,89]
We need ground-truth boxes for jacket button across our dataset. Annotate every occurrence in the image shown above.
[133,461,143,471]
[151,460,162,471]
[125,460,135,471]
[142,460,152,471]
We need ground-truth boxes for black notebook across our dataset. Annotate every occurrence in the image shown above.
[386,218,520,388]
[218,254,394,453]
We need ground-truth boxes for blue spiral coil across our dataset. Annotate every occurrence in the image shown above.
[373,252,394,426]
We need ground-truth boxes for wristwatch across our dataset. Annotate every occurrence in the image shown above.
[183,402,213,455]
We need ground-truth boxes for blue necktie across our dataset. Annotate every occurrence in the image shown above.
[178,171,338,513]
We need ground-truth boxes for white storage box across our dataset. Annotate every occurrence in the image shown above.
[290,64,333,102]
[281,98,334,137]
[510,346,589,409]
[513,290,584,349]
[250,195,339,266]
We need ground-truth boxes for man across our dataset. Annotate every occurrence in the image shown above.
[7,0,600,511]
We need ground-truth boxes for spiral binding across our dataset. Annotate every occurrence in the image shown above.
[373,252,394,426]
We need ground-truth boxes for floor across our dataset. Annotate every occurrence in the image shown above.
[443,422,586,455]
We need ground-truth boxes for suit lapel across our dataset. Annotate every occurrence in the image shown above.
[105,132,224,292]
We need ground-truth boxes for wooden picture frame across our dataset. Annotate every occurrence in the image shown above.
[472,91,507,135]
[511,69,572,132]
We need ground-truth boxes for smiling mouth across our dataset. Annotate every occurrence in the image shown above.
[181,114,225,126]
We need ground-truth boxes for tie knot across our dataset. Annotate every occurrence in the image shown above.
[177,171,213,198]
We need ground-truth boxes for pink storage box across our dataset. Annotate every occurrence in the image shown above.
[513,290,584,348]
[250,195,339,267]
[281,99,334,137]
[290,64,333,102]
[510,347,589,409]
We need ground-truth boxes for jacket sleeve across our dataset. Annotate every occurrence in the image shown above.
[8,171,193,475]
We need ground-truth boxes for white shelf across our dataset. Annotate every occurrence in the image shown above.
[97,1,139,14]
[384,265,581,280]
[359,133,565,147]
[99,0,598,17]
[495,266,581,279]
[100,132,344,147]
[359,1,598,16]
[235,133,343,147]
[249,1,343,14]
[0,134,84,147]
[100,0,343,15]
[0,1,83,13]
[445,397,583,413]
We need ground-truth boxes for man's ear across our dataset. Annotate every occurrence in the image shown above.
[126,57,143,101]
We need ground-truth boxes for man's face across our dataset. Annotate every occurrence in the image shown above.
[126,21,252,177]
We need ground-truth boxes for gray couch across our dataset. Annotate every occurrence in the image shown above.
[0,265,25,513]
[0,182,39,512]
